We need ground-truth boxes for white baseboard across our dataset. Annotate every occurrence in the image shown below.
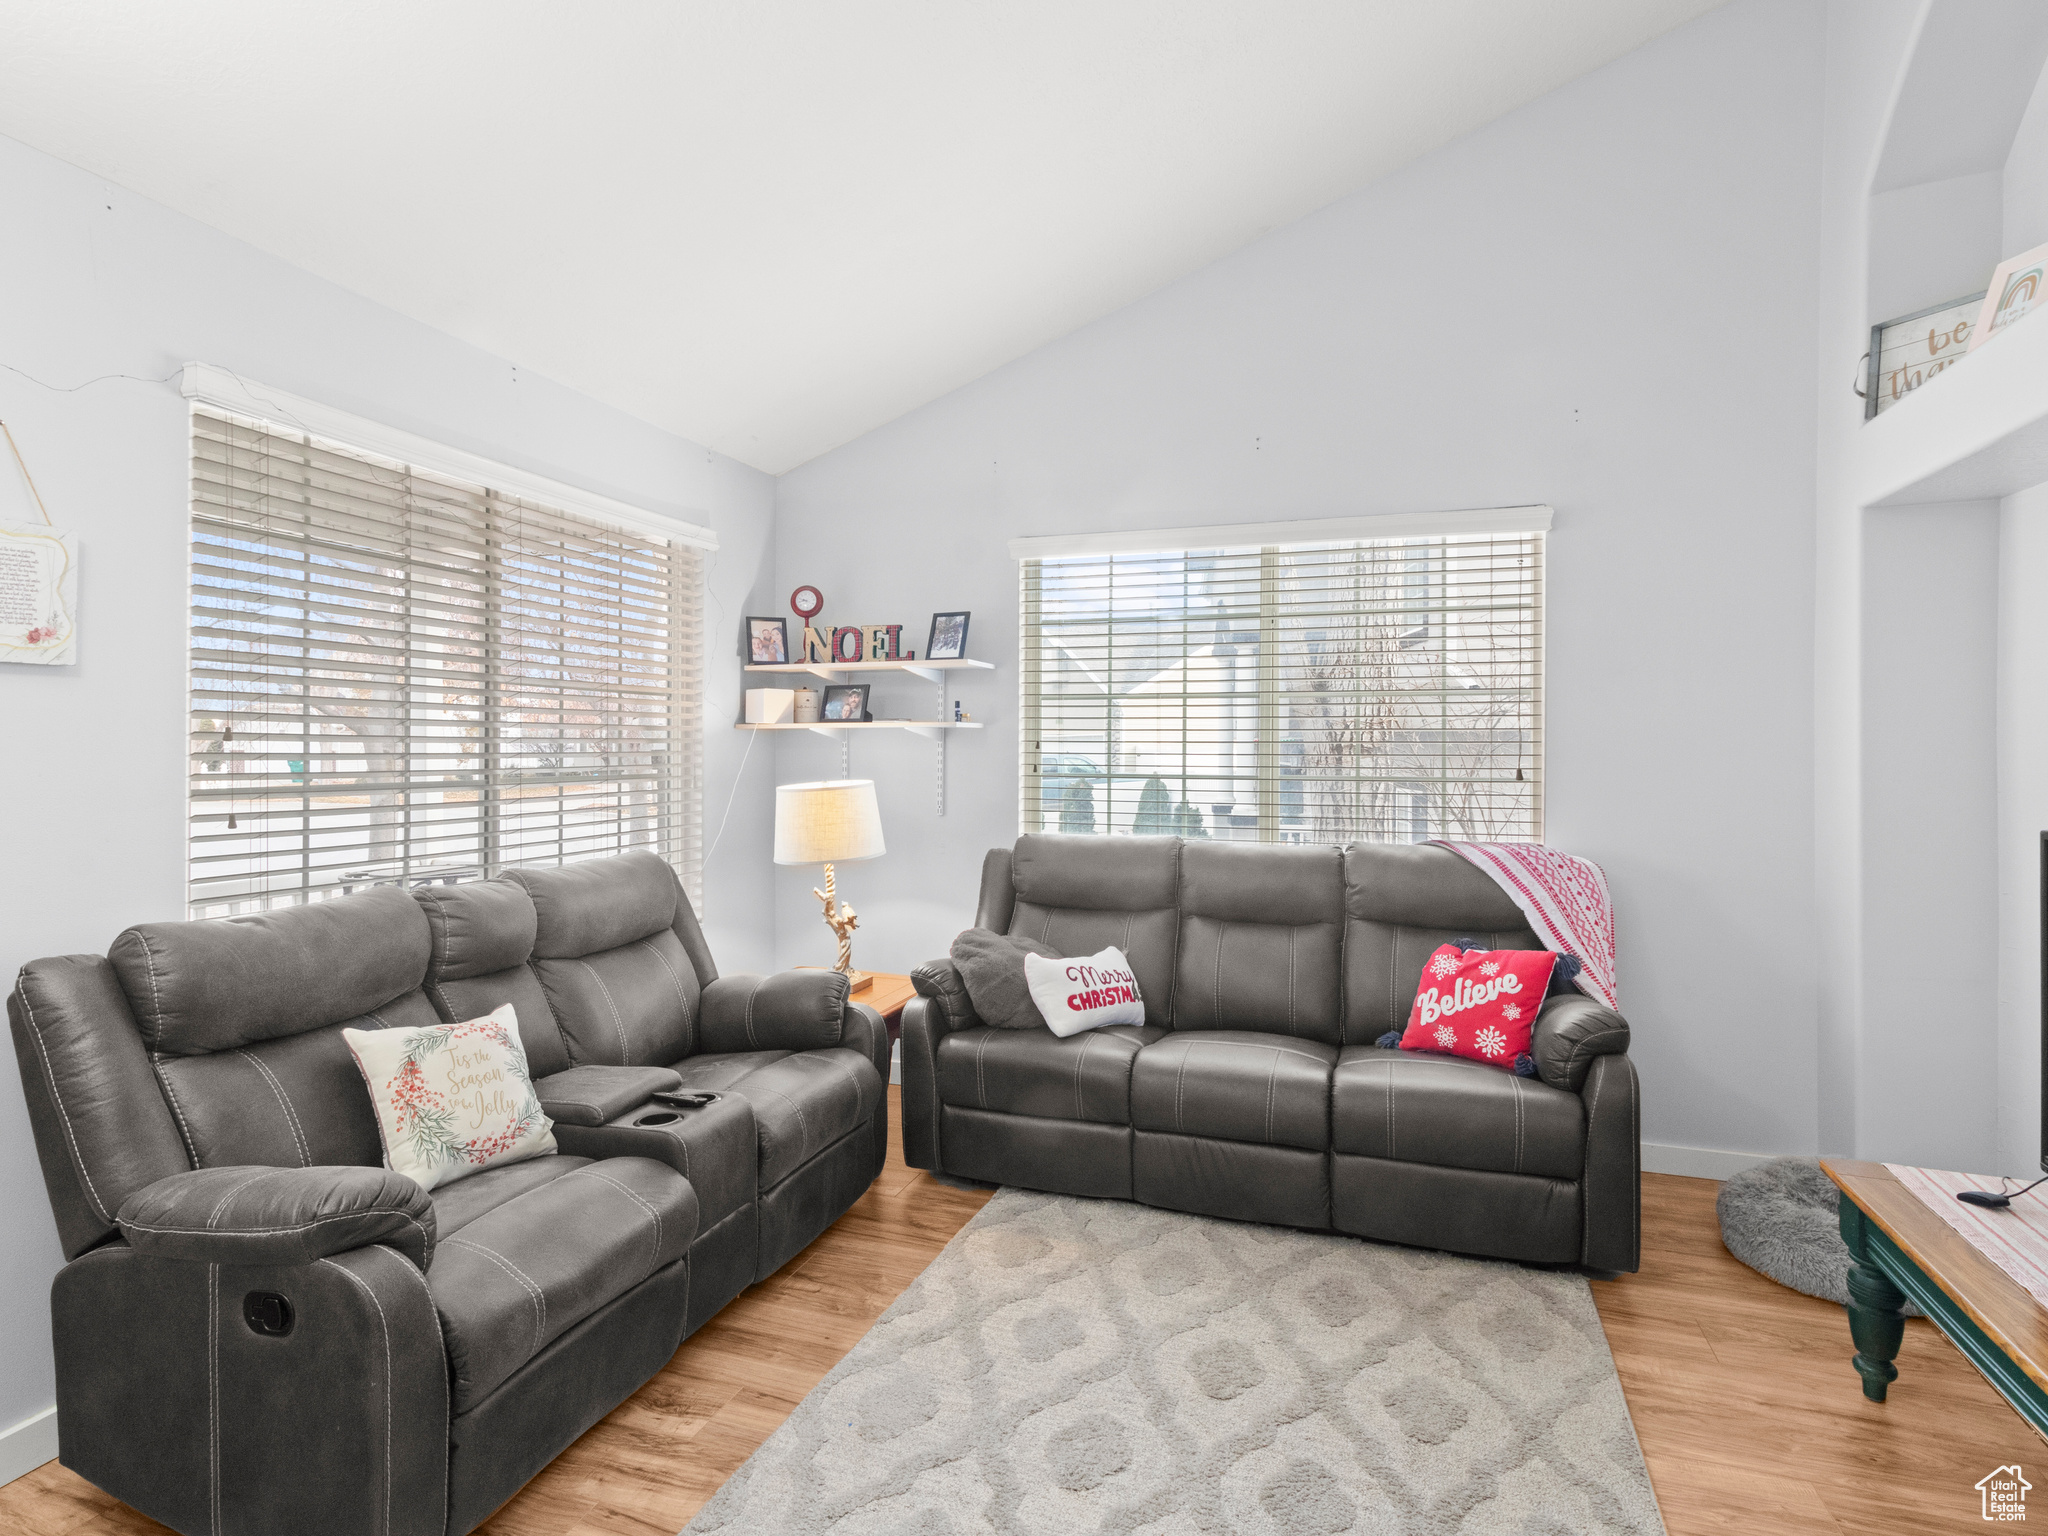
[0,1405,56,1486]
[1642,1142,1782,1180]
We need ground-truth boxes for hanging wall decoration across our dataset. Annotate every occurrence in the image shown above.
[0,422,77,666]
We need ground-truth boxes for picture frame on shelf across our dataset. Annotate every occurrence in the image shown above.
[747,615,789,664]
[926,610,971,661]
[1864,292,1982,419]
[1969,240,2048,352]
[821,683,870,722]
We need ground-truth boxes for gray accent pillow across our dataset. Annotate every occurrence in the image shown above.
[950,928,1064,1030]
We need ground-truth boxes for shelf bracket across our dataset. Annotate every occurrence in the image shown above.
[935,677,948,815]
[839,731,850,778]
[903,665,943,684]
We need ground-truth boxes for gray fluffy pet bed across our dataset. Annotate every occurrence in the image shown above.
[1716,1156,1922,1316]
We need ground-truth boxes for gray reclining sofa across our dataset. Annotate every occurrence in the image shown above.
[902,835,1638,1272]
[8,850,887,1535]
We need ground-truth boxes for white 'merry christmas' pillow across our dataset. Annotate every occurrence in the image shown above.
[1024,946,1146,1037]
[343,1004,556,1192]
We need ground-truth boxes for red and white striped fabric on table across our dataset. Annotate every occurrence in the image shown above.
[1888,1164,2048,1307]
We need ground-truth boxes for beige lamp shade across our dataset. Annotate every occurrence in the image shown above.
[773,779,886,865]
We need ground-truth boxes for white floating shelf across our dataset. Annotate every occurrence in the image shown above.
[735,719,985,740]
[745,658,996,684]
[1856,310,2048,507]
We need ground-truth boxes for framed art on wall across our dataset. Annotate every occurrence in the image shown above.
[1,423,76,667]
[0,520,77,666]
[926,610,970,661]
[747,615,789,664]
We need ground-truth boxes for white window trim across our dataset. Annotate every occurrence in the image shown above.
[180,363,719,553]
[1007,504,1552,562]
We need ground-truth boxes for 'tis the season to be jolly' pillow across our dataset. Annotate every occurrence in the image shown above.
[1024,946,1146,1037]
[1395,943,1557,1072]
[343,1004,556,1192]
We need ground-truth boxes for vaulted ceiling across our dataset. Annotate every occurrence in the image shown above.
[0,1,1721,472]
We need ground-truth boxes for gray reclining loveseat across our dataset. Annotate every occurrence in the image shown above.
[8,850,887,1535]
[902,835,1637,1272]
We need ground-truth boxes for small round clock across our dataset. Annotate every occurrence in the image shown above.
[790,585,824,622]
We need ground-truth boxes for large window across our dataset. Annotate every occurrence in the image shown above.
[188,407,704,917]
[1018,520,1543,844]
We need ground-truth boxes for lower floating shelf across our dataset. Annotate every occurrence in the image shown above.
[735,720,984,740]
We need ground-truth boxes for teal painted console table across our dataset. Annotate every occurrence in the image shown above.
[1824,1158,2048,1439]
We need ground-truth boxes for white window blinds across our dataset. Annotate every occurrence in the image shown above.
[189,407,703,917]
[1018,526,1543,845]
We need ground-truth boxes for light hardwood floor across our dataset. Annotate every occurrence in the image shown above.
[1597,1168,2042,1534]
[2,1094,2037,1534]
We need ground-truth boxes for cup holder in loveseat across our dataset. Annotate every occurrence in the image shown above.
[633,1110,682,1127]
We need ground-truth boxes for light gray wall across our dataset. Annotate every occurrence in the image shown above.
[0,130,778,1435]
[1811,0,1925,1164]
[1860,500,2000,1170]
[1815,3,2048,1176]
[1998,481,2048,1177]
[1994,54,2048,1178]
[2007,48,2048,253]
[1867,170,2002,321]
[774,0,1828,1163]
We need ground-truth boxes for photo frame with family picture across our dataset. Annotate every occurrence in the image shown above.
[926,610,971,661]
[820,683,870,722]
[747,615,789,664]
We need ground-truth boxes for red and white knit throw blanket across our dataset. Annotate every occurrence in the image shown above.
[1428,841,1619,1012]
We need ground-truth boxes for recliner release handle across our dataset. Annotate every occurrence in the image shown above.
[243,1291,295,1337]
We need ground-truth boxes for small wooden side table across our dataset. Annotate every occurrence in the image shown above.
[854,972,917,1047]
[1824,1157,2048,1437]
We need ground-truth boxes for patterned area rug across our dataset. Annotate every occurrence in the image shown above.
[685,1189,1664,1535]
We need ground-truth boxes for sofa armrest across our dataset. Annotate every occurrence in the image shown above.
[1580,1052,1640,1272]
[843,1000,893,1183]
[902,959,980,1173]
[536,1064,682,1125]
[115,1164,436,1272]
[698,970,849,1054]
[841,1001,890,1082]
[1531,993,1631,1093]
[54,1240,448,1534]
[899,995,949,1171]
[909,957,982,1034]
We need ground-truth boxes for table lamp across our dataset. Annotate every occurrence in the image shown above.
[774,779,886,992]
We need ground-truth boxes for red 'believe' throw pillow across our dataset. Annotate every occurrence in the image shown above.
[1397,943,1556,1070]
